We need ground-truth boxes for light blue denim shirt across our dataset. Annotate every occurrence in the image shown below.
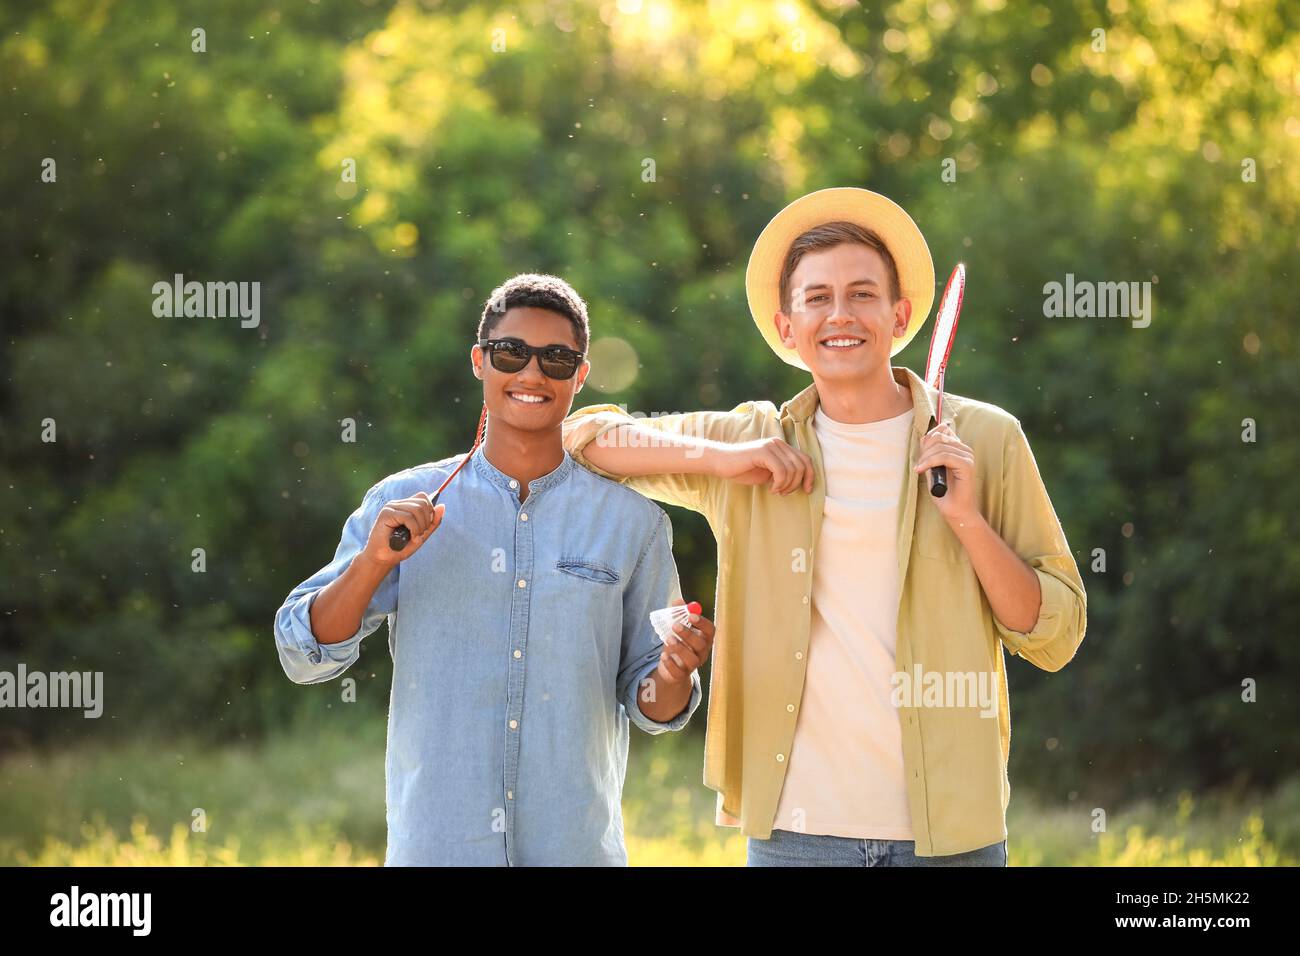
[273,446,701,866]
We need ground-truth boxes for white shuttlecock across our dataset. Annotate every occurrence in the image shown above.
[650,601,702,642]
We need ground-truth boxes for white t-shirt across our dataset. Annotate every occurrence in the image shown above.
[771,403,914,839]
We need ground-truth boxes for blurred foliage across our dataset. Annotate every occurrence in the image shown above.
[0,0,1297,817]
[4,722,1296,865]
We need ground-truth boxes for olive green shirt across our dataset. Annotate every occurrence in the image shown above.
[561,364,1087,855]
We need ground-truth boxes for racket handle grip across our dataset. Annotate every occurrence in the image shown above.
[925,414,948,497]
[929,465,949,498]
[387,491,441,551]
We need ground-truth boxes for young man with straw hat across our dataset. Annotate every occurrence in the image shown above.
[562,188,1087,866]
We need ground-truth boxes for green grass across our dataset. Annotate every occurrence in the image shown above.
[3,717,1296,866]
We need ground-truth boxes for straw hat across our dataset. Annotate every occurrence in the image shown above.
[745,187,935,370]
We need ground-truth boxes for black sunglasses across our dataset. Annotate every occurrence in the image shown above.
[478,337,585,380]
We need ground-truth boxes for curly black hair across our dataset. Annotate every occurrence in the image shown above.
[477,273,590,353]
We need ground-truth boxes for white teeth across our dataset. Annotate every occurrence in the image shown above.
[823,338,863,348]
[510,393,547,403]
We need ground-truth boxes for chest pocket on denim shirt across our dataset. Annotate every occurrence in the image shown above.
[556,558,620,584]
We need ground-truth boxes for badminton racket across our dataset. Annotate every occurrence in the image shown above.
[922,263,966,498]
[388,403,489,550]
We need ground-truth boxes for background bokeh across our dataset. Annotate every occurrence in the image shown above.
[1,0,1297,864]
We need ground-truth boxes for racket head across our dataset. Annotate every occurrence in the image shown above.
[924,262,966,389]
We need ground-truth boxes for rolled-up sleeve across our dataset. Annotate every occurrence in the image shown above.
[561,403,765,515]
[561,405,640,482]
[616,511,701,734]
[273,482,398,684]
[993,419,1088,672]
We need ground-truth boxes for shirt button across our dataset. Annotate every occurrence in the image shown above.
[786,704,795,712]
[776,753,785,763]
[517,579,527,588]
[519,513,528,521]
[802,595,809,605]
[507,790,513,800]
[513,649,522,659]
[509,479,519,489]
[795,651,804,661]
[509,719,518,730]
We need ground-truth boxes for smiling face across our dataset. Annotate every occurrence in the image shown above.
[471,306,590,434]
[773,242,912,385]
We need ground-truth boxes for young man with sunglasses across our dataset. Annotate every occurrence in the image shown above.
[562,188,1087,866]
[273,273,711,866]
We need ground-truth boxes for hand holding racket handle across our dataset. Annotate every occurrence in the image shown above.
[926,414,949,498]
[372,493,444,563]
[388,493,439,551]
[388,404,489,551]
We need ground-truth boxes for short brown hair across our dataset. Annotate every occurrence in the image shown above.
[477,273,589,352]
[778,221,902,313]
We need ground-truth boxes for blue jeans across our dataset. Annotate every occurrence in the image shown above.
[747,828,1007,867]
